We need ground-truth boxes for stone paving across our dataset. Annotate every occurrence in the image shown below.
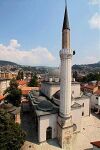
[72,114,100,150]
[21,112,100,150]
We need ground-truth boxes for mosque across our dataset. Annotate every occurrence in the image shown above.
[28,2,90,149]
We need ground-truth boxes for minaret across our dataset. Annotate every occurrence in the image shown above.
[57,2,73,149]
[60,2,72,118]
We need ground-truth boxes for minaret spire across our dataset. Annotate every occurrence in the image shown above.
[63,0,70,30]
[62,0,70,49]
[57,1,73,148]
[60,0,72,118]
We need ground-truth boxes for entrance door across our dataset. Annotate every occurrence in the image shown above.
[46,127,52,140]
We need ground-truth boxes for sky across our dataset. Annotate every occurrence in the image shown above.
[0,0,100,66]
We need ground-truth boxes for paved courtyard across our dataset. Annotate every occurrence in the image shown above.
[21,112,100,150]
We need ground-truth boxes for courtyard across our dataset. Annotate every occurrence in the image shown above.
[20,107,100,150]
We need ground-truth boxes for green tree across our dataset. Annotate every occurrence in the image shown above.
[73,71,78,81]
[28,74,38,87]
[0,109,26,150]
[16,70,24,80]
[4,78,22,107]
[81,73,100,83]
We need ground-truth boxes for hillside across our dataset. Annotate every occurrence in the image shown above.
[0,60,18,66]
[73,61,100,73]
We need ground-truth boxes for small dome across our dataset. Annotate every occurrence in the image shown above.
[48,68,60,77]
[31,90,39,96]
[37,100,53,111]
[34,96,47,104]
[53,90,60,100]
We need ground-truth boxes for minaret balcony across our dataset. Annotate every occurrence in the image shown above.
[60,49,73,59]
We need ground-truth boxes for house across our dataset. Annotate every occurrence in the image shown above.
[0,79,10,95]
[20,86,39,97]
[91,89,100,112]
[17,80,27,88]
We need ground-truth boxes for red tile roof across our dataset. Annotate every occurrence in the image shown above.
[94,89,100,96]
[20,86,39,95]
[17,80,27,86]
[84,85,96,90]
[91,141,100,148]
[0,95,5,102]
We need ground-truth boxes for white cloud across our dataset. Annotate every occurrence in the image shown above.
[9,39,20,48]
[0,39,57,66]
[80,56,99,64]
[89,12,100,29]
[84,56,98,63]
[88,0,100,5]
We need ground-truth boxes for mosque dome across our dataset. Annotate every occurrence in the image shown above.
[48,68,60,77]
[53,90,60,100]
[37,100,53,111]
[34,96,47,104]
[52,90,60,105]
[30,90,39,96]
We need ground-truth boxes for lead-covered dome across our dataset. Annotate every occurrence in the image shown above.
[53,90,60,100]
[48,68,60,77]
[37,100,53,111]
[34,96,47,104]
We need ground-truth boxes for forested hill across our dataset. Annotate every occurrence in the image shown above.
[73,62,100,70]
[0,60,18,66]
[73,62,100,72]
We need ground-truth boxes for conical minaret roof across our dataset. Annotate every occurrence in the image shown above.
[62,3,70,30]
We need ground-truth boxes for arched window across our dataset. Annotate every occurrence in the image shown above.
[46,127,52,140]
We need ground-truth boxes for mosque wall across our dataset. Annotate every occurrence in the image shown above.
[40,83,60,99]
[72,83,81,98]
[41,82,81,100]
[38,114,57,142]
[72,108,82,132]
[76,98,90,117]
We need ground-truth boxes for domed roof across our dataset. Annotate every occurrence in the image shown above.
[30,90,39,96]
[34,96,47,104]
[53,90,60,100]
[48,68,60,77]
[37,100,53,111]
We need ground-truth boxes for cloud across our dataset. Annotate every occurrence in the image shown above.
[80,56,99,64]
[84,56,98,63]
[9,39,20,48]
[89,12,100,29]
[88,0,100,5]
[0,39,57,66]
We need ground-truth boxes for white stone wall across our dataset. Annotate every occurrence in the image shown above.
[72,83,80,98]
[41,82,81,99]
[38,114,57,142]
[76,98,90,117]
[40,83,60,99]
[72,108,82,132]
[0,80,10,95]
[91,94,100,109]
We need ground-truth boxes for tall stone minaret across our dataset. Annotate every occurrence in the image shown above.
[60,3,72,118]
[57,2,73,149]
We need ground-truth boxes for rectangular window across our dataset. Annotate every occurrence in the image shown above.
[82,112,84,116]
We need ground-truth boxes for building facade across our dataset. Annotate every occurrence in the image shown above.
[0,79,10,95]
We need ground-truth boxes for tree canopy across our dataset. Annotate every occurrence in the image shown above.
[28,74,38,87]
[4,78,22,107]
[16,70,24,80]
[81,73,100,83]
[0,109,26,150]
